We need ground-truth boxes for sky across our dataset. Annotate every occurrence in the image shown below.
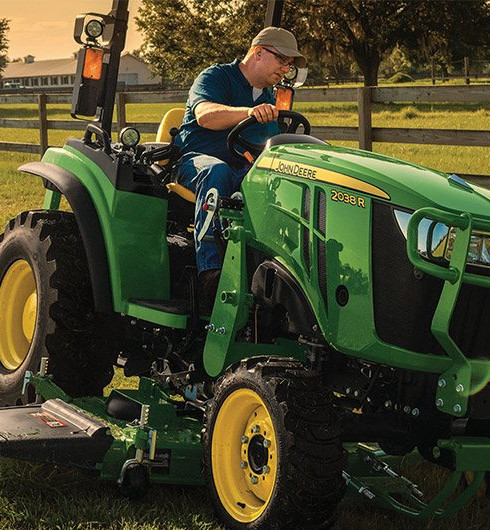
[1,0,144,61]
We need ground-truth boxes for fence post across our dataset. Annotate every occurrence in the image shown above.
[464,57,470,85]
[38,93,48,156]
[116,92,127,133]
[357,87,372,151]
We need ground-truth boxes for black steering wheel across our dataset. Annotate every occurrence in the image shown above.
[227,110,311,161]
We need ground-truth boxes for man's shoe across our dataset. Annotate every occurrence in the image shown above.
[199,268,221,315]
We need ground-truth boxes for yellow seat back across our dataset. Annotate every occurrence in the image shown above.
[156,107,185,143]
[157,107,196,204]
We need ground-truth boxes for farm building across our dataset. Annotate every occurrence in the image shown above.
[0,52,161,88]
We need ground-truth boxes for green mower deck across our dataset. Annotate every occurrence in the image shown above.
[0,370,487,520]
[13,372,205,490]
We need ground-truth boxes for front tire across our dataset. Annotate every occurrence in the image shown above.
[0,211,115,404]
[203,358,345,529]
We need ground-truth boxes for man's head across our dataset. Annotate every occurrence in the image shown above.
[242,27,306,88]
[252,27,306,68]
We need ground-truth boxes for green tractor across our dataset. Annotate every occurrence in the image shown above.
[2,0,490,528]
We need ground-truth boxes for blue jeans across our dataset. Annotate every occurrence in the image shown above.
[174,152,250,274]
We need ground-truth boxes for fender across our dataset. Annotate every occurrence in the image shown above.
[18,161,112,313]
[251,259,318,336]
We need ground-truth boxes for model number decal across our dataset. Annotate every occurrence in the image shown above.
[330,189,365,208]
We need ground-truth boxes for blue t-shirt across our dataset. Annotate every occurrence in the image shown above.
[176,59,279,166]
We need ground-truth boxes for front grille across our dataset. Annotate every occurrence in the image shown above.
[302,186,311,271]
[318,239,327,307]
[302,186,311,222]
[372,201,490,359]
[316,189,326,236]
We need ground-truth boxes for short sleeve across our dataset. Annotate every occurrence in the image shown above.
[188,65,231,115]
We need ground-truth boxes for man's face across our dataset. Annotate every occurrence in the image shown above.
[258,46,295,86]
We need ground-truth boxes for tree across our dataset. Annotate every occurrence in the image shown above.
[0,19,9,78]
[292,0,490,86]
[136,0,264,86]
[136,0,490,87]
[402,1,490,77]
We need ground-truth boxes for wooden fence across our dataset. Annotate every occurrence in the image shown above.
[1,85,490,183]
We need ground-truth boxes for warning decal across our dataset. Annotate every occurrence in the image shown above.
[30,412,67,428]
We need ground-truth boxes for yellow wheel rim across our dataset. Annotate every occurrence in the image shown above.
[211,388,278,523]
[0,260,37,370]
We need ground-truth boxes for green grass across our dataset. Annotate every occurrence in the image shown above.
[1,101,490,528]
[0,449,488,529]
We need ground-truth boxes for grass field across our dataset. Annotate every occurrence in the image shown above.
[0,441,489,529]
[1,100,490,178]
[1,101,490,528]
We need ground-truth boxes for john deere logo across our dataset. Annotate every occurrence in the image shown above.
[256,156,390,200]
[276,161,318,180]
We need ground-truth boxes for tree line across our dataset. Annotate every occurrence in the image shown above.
[135,0,490,87]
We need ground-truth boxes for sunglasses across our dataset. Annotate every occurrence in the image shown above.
[261,47,295,69]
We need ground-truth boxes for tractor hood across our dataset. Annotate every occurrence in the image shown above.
[257,143,490,219]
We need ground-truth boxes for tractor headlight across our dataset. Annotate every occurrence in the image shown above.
[394,209,490,270]
[444,228,490,267]
[85,19,104,40]
[119,127,141,148]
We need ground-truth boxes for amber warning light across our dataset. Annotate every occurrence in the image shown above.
[275,86,294,111]
[82,48,104,81]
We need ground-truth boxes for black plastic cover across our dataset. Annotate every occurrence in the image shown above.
[251,259,317,336]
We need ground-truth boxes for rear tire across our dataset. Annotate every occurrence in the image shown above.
[203,358,345,529]
[0,211,115,404]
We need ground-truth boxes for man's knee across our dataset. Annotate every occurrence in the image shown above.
[197,160,232,195]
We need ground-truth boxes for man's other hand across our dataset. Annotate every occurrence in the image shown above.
[248,103,279,124]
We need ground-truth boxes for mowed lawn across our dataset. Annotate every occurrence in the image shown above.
[1,100,490,528]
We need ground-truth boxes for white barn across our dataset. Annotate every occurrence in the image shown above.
[1,52,161,89]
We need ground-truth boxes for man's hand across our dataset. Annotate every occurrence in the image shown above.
[248,103,279,124]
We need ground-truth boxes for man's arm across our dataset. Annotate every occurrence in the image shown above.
[195,101,278,131]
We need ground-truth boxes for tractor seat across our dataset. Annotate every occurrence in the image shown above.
[156,108,196,204]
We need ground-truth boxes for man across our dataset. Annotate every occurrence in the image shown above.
[175,27,306,305]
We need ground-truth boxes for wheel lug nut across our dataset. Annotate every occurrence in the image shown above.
[262,465,270,474]
[251,475,258,484]
[263,439,270,448]
[252,425,260,433]
[241,435,249,444]
[240,460,248,469]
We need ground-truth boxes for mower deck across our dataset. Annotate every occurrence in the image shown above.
[0,399,113,469]
[2,372,490,518]
[13,373,205,488]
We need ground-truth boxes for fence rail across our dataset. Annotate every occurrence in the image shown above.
[0,85,489,177]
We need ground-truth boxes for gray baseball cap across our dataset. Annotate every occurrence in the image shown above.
[252,27,306,68]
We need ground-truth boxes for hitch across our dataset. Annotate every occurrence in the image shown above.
[345,439,490,519]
